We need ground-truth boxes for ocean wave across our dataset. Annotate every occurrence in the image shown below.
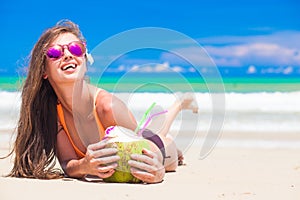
[0,91,299,133]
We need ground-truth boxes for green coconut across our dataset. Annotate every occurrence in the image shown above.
[103,126,150,183]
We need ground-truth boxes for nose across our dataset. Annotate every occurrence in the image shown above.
[62,46,74,61]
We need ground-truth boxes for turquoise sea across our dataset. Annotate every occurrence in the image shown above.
[1,75,300,93]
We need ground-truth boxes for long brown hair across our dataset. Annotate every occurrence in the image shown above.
[7,20,86,179]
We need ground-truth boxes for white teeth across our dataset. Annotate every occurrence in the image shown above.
[62,64,77,71]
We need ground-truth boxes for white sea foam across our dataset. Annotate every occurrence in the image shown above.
[0,91,21,131]
[0,91,300,134]
[115,91,300,133]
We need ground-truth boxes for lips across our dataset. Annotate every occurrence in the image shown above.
[61,63,77,71]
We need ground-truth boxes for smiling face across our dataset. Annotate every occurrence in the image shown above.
[44,33,87,87]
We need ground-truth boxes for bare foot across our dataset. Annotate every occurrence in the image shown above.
[177,149,185,166]
[179,93,198,113]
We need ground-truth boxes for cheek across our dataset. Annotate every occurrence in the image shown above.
[45,61,52,74]
[78,56,86,64]
[45,60,59,76]
[78,58,87,71]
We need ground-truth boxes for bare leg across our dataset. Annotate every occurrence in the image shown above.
[146,93,198,171]
[147,93,198,137]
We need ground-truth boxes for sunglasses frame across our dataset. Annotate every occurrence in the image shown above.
[45,41,86,60]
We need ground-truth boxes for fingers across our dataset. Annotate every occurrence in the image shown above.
[129,148,164,171]
[130,148,156,163]
[141,148,156,159]
[130,167,156,182]
[128,159,157,172]
[128,148,165,183]
[90,147,118,159]
[84,140,121,179]
[97,169,115,179]
[92,158,119,179]
[87,139,110,151]
[86,140,119,161]
[97,163,118,173]
[130,153,155,166]
[130,165,164,184]
[93,155,120,166]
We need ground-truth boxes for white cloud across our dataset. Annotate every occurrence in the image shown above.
[104,65,128,73]
[204,42,300,67]
[130,65,140,72]
[90,61,189,74]
[89,31,300,74]
[188,67,196,72]
[155,62,170,72]
[172,66,184,72]
[283,66,293,74]
[195,31,300,67]
[125,62,188,73]
[261,66,294,74]
[155,31,300,68]
[247,65,257,74]
[130,63,169,73]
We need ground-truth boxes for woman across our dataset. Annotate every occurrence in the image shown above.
[7,20,198,183]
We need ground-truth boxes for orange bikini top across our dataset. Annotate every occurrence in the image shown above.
[57,89,105,158]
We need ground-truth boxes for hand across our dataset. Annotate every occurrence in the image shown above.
[128,148,165,184]
[83,139,120,179]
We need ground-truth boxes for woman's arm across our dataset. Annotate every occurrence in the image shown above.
[95,90,137,131]
[129,143,165,183]
[56,129,119,179]
[95,90,165,183]
[56,129,86,178]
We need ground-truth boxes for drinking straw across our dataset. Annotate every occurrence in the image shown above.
[134,102,156,134]
[138,110,168,136]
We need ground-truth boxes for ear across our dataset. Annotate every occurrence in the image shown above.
[43,74,48,79]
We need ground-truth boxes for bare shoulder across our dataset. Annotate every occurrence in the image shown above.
[95,89,113,107]
[87,84,110,98]
[87,84,112,105]
[91,87,114,113]
[97,89,112,99]
[95,88,124,108]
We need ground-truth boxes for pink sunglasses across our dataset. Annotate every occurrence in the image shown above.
[46,41,86,60]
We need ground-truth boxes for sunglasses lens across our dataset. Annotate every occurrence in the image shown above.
[69,42,84,57]
[46,42,85,59]
[46,46,62,59]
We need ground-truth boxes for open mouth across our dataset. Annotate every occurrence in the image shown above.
[61,64,77,71]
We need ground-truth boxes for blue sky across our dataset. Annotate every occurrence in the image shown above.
[1,0,300,77]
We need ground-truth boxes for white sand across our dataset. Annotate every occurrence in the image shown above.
[1,130,300,200]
